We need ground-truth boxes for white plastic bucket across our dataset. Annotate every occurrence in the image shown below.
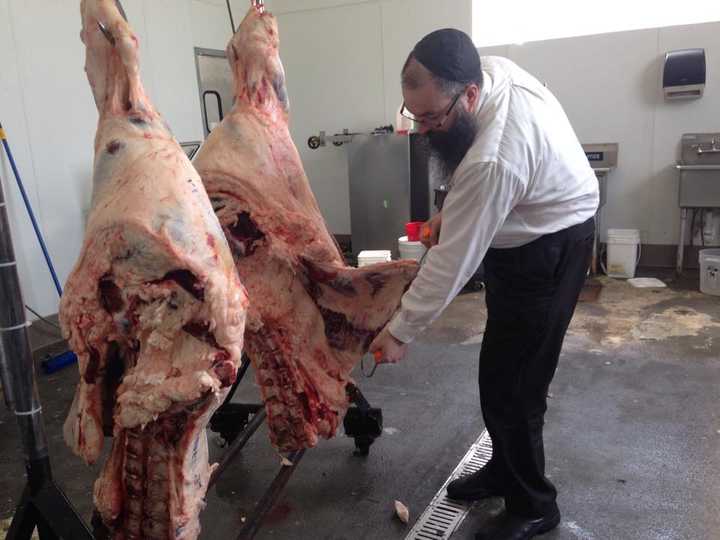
[606,228,640,278]
[398,236,426,262]
[357,250,391,267]
[699,249,720,296]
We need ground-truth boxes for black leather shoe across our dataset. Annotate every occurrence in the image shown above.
[475,508,561,540]
[446,465,504,501]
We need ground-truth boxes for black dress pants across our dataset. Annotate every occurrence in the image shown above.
[479,217,595,517]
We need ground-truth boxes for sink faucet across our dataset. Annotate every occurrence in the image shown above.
[694,136,720,155]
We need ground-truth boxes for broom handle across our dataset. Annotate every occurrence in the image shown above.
[0,121,63,297]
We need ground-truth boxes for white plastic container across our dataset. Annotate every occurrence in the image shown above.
[398,236,427,262]
[357,250,392,267]
[606,228,640,278]
[699,249,720,296]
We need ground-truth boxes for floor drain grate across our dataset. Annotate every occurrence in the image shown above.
[405,430,492,540]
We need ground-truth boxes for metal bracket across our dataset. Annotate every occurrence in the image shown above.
[307,125,394,149]
[308,129,355,149]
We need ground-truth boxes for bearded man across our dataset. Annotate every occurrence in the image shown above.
[370,29,599,540]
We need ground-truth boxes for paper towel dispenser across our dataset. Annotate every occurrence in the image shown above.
[663,48,706,100]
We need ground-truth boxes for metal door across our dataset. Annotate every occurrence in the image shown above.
[194,48,234,138]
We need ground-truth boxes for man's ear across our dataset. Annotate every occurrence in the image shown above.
[464,84,480,111]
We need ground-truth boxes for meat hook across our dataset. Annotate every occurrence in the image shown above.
[252,0,265,13]
[97,21,115,46]
[114,0,128,22]
[97,0,128,46]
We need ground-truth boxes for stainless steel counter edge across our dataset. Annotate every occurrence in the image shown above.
[675,164,720,170]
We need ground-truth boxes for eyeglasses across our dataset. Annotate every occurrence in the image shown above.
[400,90,464,129]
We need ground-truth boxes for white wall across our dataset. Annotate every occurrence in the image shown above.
[477,21,720,246]
[191,0,246,50]
[472,0,720,47]
[0,0,220,317]
[265,0,472,235]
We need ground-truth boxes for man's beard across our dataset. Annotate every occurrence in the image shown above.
[425,110,478,178]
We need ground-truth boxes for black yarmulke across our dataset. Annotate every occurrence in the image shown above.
[412,28,481,84]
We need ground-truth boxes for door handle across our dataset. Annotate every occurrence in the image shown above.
[202,90,224,134]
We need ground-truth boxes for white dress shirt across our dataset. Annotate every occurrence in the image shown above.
[388,56,599,344]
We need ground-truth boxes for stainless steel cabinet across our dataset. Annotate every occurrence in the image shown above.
[347,134,431,256]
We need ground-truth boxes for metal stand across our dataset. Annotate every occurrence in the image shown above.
[0,176,93,539]
[235,449,305,540]
[207,362,383,540]
[677,207,688,275]
[592,213,600,275]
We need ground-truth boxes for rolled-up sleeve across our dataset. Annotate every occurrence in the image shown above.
[387,161,525,343]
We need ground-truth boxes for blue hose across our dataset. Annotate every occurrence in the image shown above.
[0,121,63,297]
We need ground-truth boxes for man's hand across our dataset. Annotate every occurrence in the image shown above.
[369,326,408,364]
[421,213,442,249]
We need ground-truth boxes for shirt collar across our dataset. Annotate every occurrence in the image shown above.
[474,69,492,119]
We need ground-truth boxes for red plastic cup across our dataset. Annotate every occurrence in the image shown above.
[405,221,423,241]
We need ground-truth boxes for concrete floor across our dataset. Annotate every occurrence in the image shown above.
[2,271,720,539]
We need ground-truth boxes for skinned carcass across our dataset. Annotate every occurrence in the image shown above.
[193,5,418,453]
[61,1,247,538]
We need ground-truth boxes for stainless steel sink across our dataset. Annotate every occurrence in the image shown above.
[676,133,720,208]
[675,133,720,274]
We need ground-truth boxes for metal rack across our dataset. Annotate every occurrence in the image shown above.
[1,171,94,540]
[207,362,384,539]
